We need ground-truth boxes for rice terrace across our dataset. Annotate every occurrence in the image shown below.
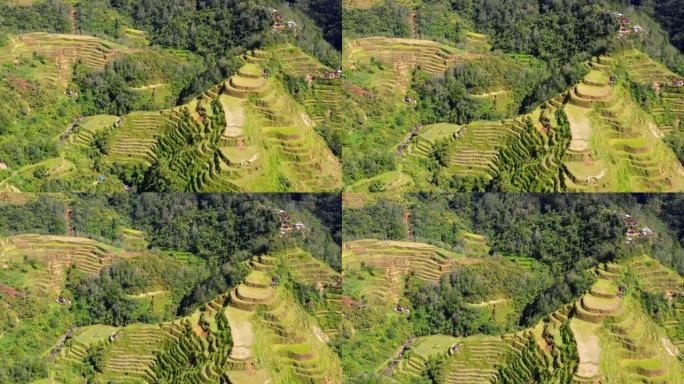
[342,0,684,192]
[0,193,343,383]
[341,193,684,384]
[0,0,342,192]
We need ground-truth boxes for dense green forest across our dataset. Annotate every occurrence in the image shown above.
[0,1,71,35]
[75,0,340,99]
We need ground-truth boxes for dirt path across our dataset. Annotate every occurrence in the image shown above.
[468,298,507,307]
[471,90,508,97]
[59,116,84,144]
[129,83,167,91]
[648,122,664,138]
[312,325,329,343]
[128,290,165,298]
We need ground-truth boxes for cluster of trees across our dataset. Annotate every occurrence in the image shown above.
[75,0,126,39]
[664,127,684,165]
[651,0,684,55]
[0,356,48,384]
[627,0,684,55]
[72,61,152,116]
[0,196,66,236]
[0,0,71,34]
[342,0,463,44]
[109,0,269,59]
[469,0,616,67]
[416,1,463,43]
[470,194,624,269]
[415,54,549,123]
[343,1,411,37]
[73,50,205,115]
[343,199,406,241]
[68,254,208,325]
[406,259,549,336]
[291,0,342,50]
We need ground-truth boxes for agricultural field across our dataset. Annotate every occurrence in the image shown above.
[0,193,343,383]
[0,1,342,192]
[342,0,684,192]
[341,193,684,384]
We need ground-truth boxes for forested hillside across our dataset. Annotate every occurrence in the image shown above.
[342,193,684,383]
[0,193,342,383]
[0,0,342,192]
[342,0,684,192]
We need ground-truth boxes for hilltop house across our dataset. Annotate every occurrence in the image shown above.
[275,208,307,234]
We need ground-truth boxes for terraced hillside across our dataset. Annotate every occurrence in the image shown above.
[397,49,684,192]
[406,110,569,191]
[0,234,125,293]
[0,32,123,87]
[342,27,684,192]
[392,309,578,384]
[252,248,343,338]
[560,53,684,192]
[64,45,340,192]
[54,251,342,384]
[0,33,341,192]
[627,256,684,352]
[343,239,465,303]
[344,37,463,95]
[342,34,572,193]
[387,262,684,383]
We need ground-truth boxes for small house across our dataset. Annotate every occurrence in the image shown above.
[287,20,297,29]
[632,25,643,33]
[294,222,306,230]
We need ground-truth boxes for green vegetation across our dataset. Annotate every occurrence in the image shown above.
[342,193,684,383]
[0,1,342,192]
[0,193,342,383]
[342,0,684,192]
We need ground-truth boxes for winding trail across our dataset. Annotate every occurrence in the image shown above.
[127,290,165,298]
